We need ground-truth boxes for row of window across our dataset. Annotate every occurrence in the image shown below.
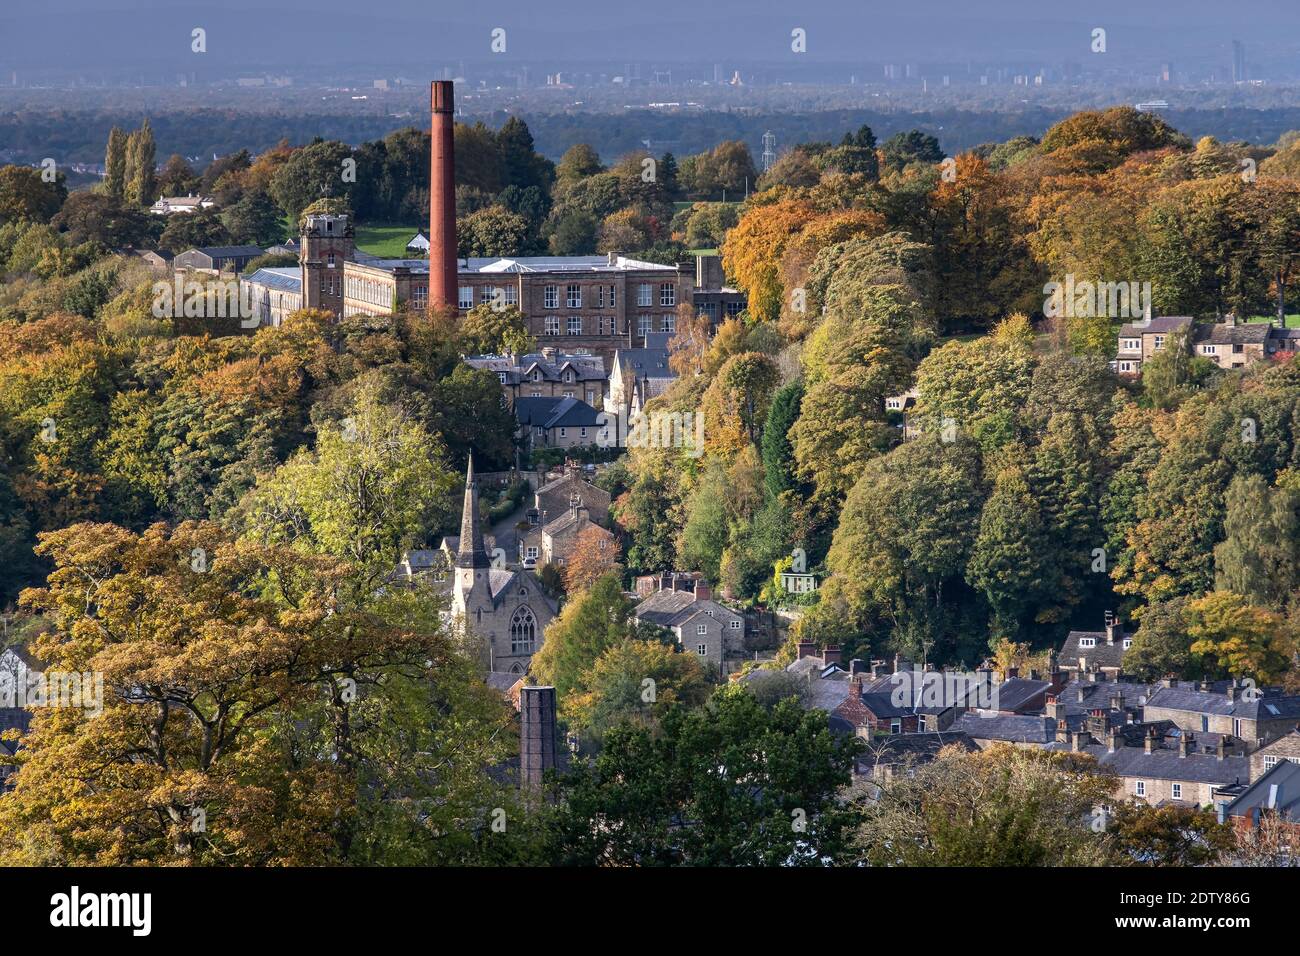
[540,315,677,336]
[458,283,677,310]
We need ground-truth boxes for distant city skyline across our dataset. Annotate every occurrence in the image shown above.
[6,0,1300,75]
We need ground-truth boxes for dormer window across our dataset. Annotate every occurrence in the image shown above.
[1079,637,1096,648]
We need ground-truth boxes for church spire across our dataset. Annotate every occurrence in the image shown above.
[456,454,490,569]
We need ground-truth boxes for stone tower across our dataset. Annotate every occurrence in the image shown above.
[300,212,355,316]
[452,455,492,616]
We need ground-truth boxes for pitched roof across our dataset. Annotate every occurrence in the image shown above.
[1117,316,1193,336]
[1145,683,1300,721]
[1225,758,1300,824]
[1079,742,1250,785]
[539,397,600,429]
[513,396,601,430]
[855,731,979,773]
[1196,322,1272,346]
[245,267,302,293]
[949,712,1060,744]
[1059,629,1128,670]
[187,245,267,259]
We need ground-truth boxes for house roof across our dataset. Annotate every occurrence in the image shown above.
[612,346,674,383]
[1057,678,1156,717]
[1117,316,1193,336]
[466,351,606,386]
[950,712,1060,744]
[1196,322,1272,346]
[855,731,979,773]
[1145,683,1300,721]
[634,590,738,630]
[994,677,1052,713]
[1059,629,1128,670]
[538,397,601,430]
[185,245,266,259]
[245,267,302,293]
[1076,742,1250,785]
[1225,759,1300,824]
[536,471,610,504]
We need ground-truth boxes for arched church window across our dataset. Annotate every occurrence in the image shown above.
[510,606,537,654]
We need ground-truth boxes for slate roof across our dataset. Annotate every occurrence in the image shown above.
[612,346,674,383]
[1196,323,1272,346]
[855,731,979,774]
[188,245,267,259]
[633,590,739,631]
[949,712,1060,744]
[995,677,1052,713]
[1145,683,1300,721]
[245,267,303,293]
[1225,759,1300,824]
[466,351,606,386]
[514,396,601,430]
[1083,743,1249,786]
[1117,316,1193,336]
[1058,678,1155,717]
[1058,629,1128,670]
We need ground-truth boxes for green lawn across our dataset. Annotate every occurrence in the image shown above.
[355,223,421,258]
[1244,313,1300,328]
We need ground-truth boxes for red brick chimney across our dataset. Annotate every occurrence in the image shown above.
[823,645,843,666]
[693,581,712,602]
[429,80,457,312]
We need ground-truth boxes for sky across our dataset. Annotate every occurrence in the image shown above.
[4,0,1300,71]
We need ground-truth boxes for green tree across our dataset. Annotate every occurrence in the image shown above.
[104,127,128,200]
[531,572,642,698]
[124,119,157,207]
[566,639,709,745]
[553,686,859,866]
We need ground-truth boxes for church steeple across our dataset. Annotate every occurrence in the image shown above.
[456,454,491,569]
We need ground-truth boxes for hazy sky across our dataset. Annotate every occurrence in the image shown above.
[5,0,1300,70]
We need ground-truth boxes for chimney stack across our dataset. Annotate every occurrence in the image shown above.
[823,645,843,666]
[429,80,458,312]
[796,641,818,660]
[520,685,558,793]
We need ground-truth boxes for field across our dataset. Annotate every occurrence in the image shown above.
[355,223,420,258]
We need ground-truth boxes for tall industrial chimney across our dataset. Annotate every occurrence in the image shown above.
[519,685,558,794]
[429,80,457,311]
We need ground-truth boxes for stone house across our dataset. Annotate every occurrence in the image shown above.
[1057,726,1249,808]
[1057,611,1131,678]
[632,583,744,676]
[517,502,616,569]
[465,348,608,408]
[1116,314,1298,377]
[1143,679,1300,751]
[514,396,602,449]
[1249,728,1300,780]
[530,469,610,527]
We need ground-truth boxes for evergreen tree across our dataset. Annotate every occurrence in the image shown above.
[104,126,128,200]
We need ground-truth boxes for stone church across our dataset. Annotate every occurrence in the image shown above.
[451,457,556,675]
